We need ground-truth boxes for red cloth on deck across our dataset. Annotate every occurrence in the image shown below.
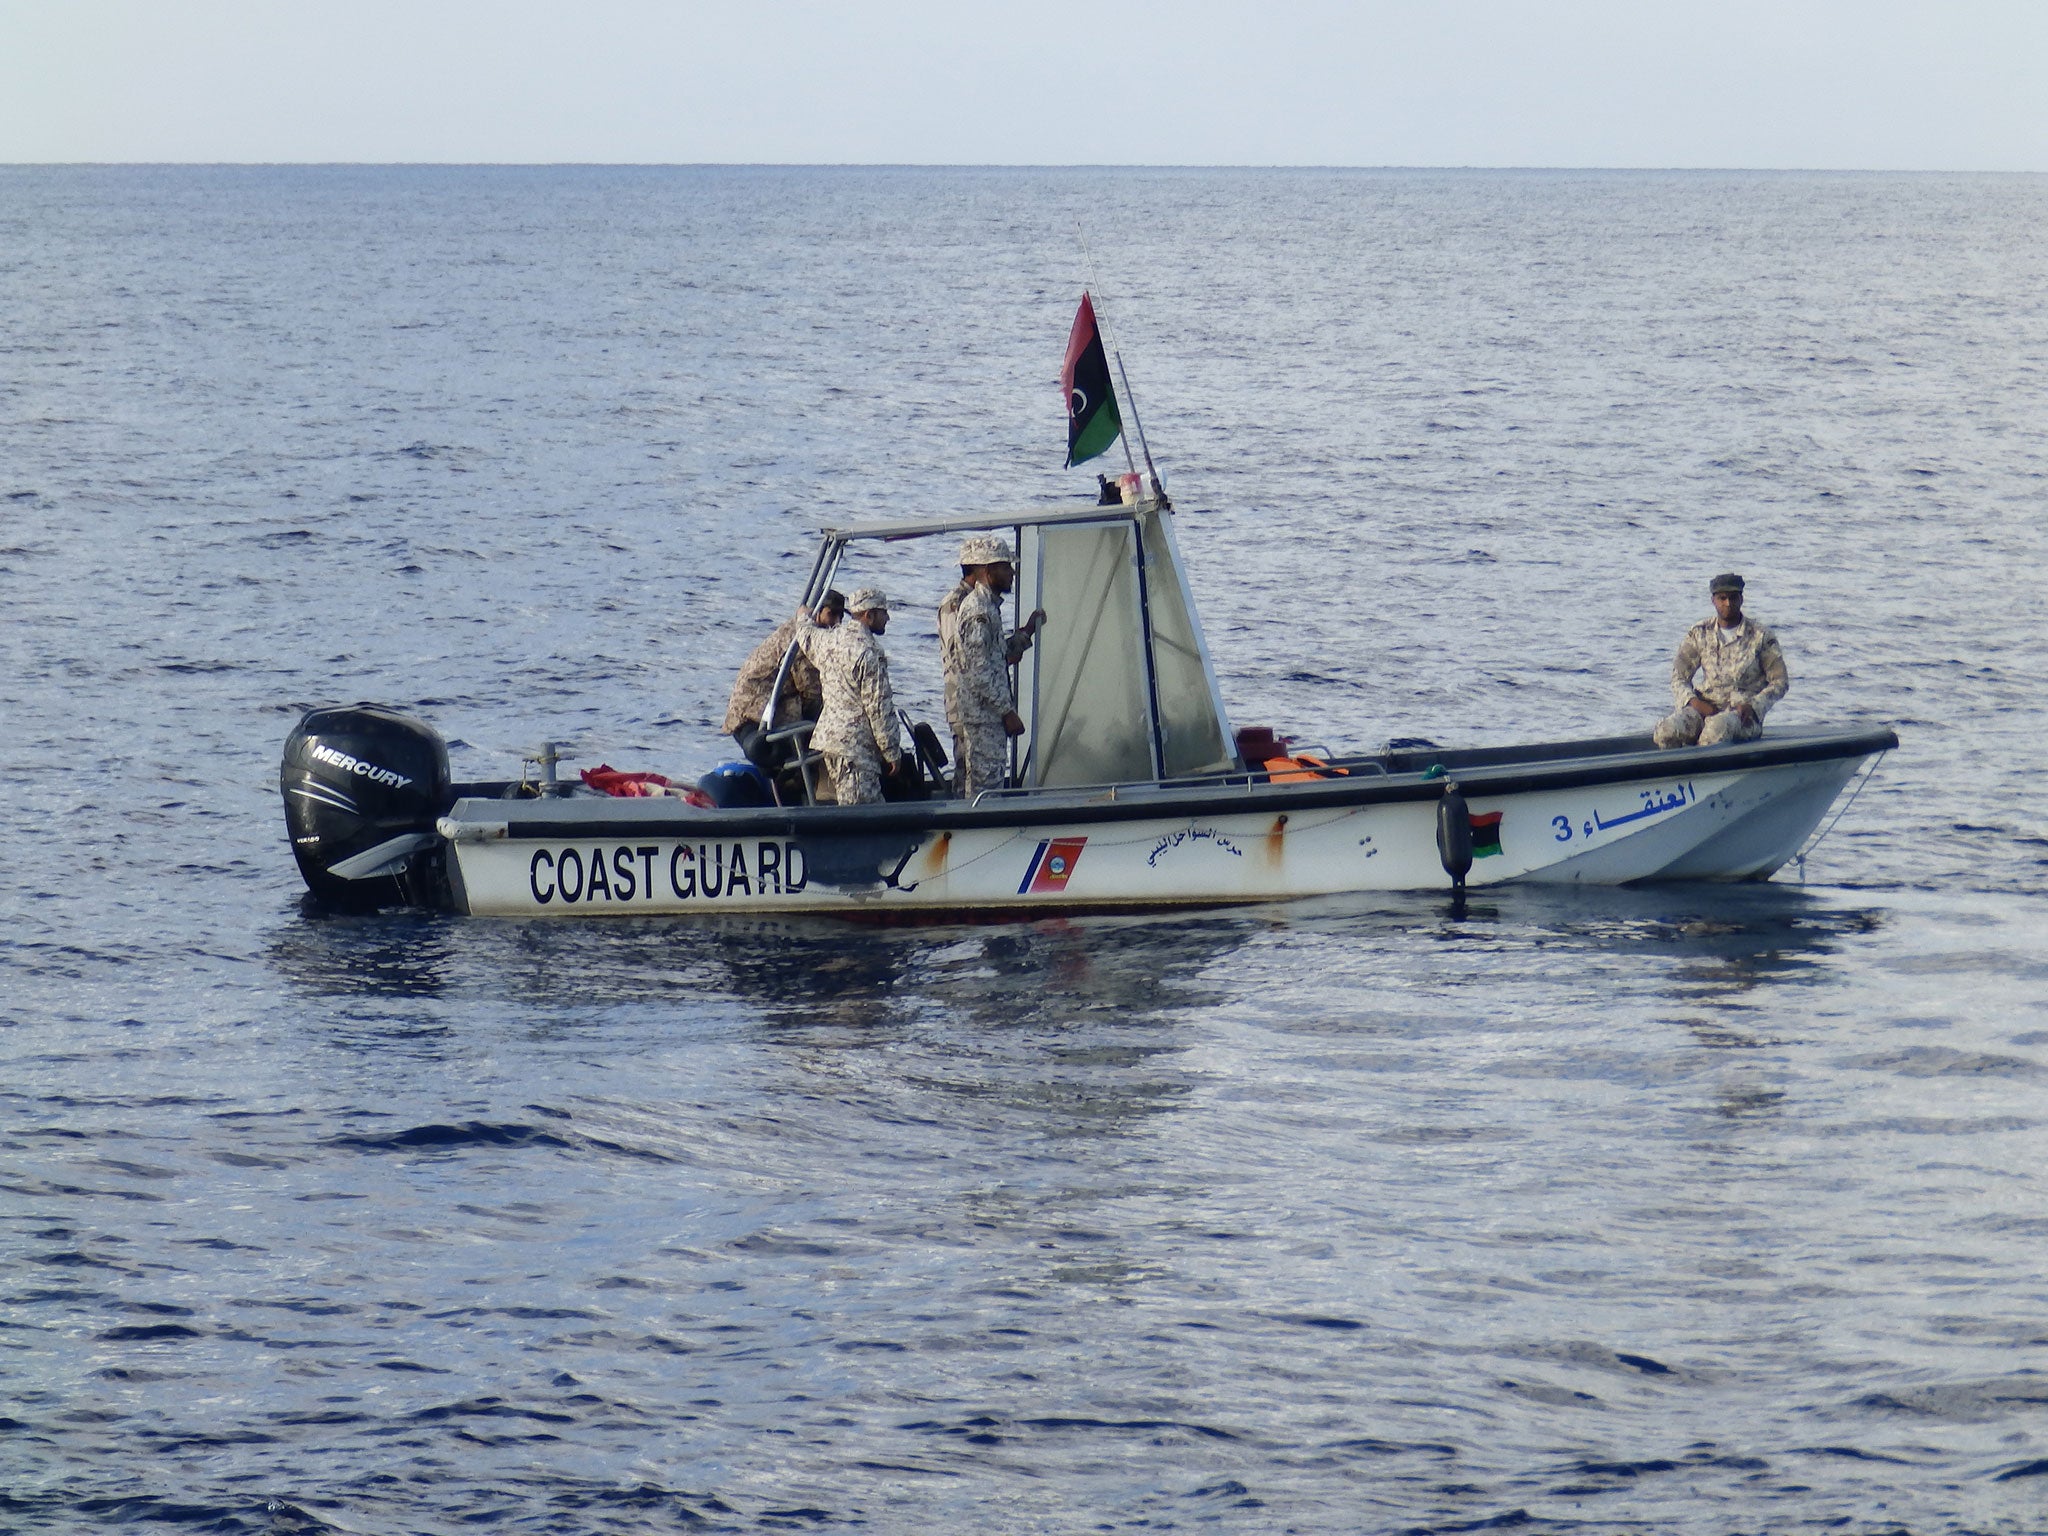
[580,764,672,798]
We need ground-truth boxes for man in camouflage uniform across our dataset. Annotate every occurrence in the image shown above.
[800,587,907,805]
[1654,572,1790,749]
[938,533,1045,799]
[722,589,844,767]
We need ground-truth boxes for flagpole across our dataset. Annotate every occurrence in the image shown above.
[1109,341,1163,501]
[1093,298,1141,481]
[1074,232,1150,488]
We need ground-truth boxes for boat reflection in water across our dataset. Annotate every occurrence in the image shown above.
[265,883,1887,1192]
[270,897,457,1000]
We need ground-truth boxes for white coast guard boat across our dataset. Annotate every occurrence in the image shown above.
[281,491,1894,918]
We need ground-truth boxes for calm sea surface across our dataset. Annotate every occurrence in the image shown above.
[3,166,2047,1534]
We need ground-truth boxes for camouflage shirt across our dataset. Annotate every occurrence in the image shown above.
[1670,615,1790,719]
[938,579,1027,723]
[800,621,902,765]
[722,616,823,734]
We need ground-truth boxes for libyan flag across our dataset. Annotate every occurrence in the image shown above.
[1470,811,1504,858]
[1062,292,1122,467]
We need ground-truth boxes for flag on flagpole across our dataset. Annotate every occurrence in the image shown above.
[1061,293,1122,467]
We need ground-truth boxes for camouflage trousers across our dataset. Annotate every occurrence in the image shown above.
[949,713,1009,800]
[1654,705,1760,750]
[820,750,884,806]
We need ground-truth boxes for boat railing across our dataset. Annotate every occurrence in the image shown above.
[965,756,1389,807]
[761,718,824,806]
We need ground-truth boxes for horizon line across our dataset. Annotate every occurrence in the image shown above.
[5,160,2044,176]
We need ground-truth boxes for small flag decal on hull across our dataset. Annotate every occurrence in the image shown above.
[1020,836,1088,894]
[1470,811,1504,858]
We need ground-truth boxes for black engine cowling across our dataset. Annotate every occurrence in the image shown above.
[282,703,452,909]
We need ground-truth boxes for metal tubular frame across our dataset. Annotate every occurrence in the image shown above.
[761,495,1211,806]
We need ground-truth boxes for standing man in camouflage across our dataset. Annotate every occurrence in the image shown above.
[723,590,845,768]
[801,587,908,805]
[1653,572,1790,748]
[938,534,1045,799]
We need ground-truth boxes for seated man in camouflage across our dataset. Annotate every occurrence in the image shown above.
[1653,572,1790,749]
[722,589,845,768]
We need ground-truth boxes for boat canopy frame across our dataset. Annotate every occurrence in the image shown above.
[760,496,1238,801]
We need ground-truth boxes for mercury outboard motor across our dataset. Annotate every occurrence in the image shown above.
[282,703,452,909]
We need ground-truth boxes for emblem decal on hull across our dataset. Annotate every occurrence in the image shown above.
[1019,836,1087,895]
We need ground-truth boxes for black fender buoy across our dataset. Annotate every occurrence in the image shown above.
[1436,781,1474,890]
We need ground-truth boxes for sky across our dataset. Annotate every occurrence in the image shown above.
[3,0,2044,170]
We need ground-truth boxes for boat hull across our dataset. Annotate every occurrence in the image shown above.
[436,726,1893,918]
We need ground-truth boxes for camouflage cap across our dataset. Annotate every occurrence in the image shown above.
[1709,572,1745,595]
[958,533,1015,567]
[846,586,889,614]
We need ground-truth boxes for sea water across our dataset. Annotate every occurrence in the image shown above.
[2,166,2046,1534]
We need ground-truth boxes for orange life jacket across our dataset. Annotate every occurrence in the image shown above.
[1262,753,1349,782]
